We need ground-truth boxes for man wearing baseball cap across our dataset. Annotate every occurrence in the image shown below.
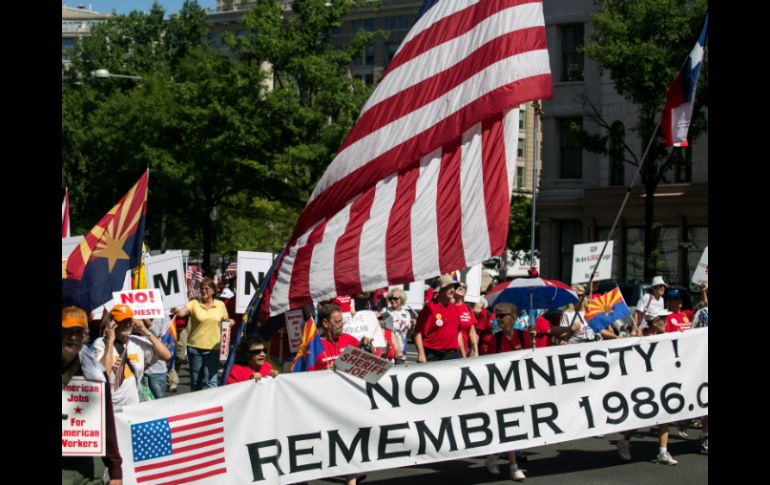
[664,289,692,333]
[414,275,465,362]
[62,306,123,484]
[93,304,171,412]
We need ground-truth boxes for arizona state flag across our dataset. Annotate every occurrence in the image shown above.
[584,287,631,333]
[62,171,148,312]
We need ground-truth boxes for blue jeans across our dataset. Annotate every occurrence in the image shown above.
[147,372,167,399]
[188,347,220,391]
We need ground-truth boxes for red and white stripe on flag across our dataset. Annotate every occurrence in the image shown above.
[265,0,552,316]
[131,406,226,484]
[62,188,70,238]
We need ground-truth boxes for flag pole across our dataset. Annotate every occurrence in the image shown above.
[528,101,542,349]
[584,120,662,336]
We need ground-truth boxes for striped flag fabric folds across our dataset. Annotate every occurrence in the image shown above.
[131,406,226,484]
[224,262,238,280]
[264,0,552,316]
[661,12,708,147]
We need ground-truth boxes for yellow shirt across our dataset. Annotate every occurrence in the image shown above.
[186,299,229,350]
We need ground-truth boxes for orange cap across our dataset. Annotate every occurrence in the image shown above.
[62,306,88,329]
[110,304,134,322]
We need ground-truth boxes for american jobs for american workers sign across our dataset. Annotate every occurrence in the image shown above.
[62,377,106,456]
[116,329,708,484]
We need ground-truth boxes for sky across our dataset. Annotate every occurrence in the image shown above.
[64,1,218,16]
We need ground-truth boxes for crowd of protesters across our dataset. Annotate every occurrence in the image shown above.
[62,268,708,483]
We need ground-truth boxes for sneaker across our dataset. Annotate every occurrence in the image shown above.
[510,466,526,481]
[699,437,708,455]
[484,455,500,475]
[677,425,689,439]
[657,451,678,465]
[617,439,631,461]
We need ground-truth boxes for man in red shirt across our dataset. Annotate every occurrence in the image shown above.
[309,304,371,371]
[664,289,692,333]
[414,274,465,362]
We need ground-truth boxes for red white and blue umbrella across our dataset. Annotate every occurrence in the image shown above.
[486,277,579,311]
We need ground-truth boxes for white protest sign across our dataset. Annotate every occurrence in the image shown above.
[236,251,274,314]
[285,309,304,353]
[112,289,165,319]
[62,235,84,262]
[571,241,614,284]
[220,324,231,361]
[62,377,106,456]
[145,251,187,310]
[393,281,425,311]
[116,328,708,485]
[461,264,482,303]
[344,310,387,348]
[334,346,394,384]
[691,247,708,285]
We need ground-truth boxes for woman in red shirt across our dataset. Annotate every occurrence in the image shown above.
[226,336,279,384]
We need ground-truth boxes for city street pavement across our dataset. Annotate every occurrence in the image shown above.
[169,351,708,485]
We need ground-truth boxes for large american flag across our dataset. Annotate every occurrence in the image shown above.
[264,0,552,316]
[130,406,226,484]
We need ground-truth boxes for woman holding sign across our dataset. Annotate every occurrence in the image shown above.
[171,278,235,391]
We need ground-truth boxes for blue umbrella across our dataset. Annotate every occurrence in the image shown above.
[486,277,579,311]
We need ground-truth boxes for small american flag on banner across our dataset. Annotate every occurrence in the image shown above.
[131,406,226,484]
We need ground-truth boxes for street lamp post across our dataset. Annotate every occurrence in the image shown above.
[91,68,143,80]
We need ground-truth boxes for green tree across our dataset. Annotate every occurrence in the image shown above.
[62,1,376,271]
[580,0,708,280]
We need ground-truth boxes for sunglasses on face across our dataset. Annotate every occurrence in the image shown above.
[248,348,267,355]
[388,297,399,301]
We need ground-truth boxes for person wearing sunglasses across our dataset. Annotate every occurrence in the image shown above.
[226,336,279,384]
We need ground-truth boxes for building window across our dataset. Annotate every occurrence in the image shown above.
[559,220,583,283]
[516,166,525,189]
[609,121,625,185]
[560,24,584,82]
[559,118,583,179]
[386,43,399,65]
[519,114,525,131]
[517,139,525,159]
[353,18,375,31]
[355,73,374,85]
[365,44,375,66]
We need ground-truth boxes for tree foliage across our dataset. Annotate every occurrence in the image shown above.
[580,0,708,280]
[61,1,374,270]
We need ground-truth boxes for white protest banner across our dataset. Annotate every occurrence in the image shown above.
[344,310,387,348]
[62,235,84,262]
[115,329,708,485]
[334,346,394,384]
[237,251,274,314]
[571,241,614,284]
[145,251,187,310]
[112,289,165,319]
[62,377,106,456]
[691,247,708,285]
[220,323,231,361]
[285,309,305,353]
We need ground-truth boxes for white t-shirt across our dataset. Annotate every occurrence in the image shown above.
[560,310,595,343]
[635,293,665,321]
[145,318,172,375]
[93,335,153,412]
